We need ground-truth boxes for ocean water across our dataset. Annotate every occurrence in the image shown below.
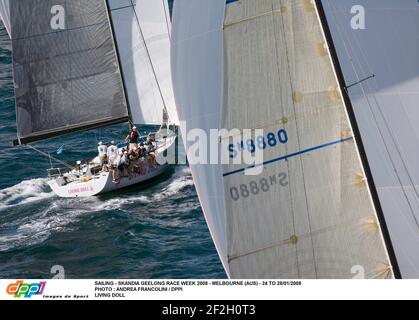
[0,24,225,279]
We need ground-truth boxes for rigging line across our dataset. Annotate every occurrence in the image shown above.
[271,0,300,279]
[224,8,283,28]
[346,74,375,90]
[365,95,419,229]
[26,145,75,170]
[130,0,169,115]
[162,0,171,41]
[278,0,318,278]
[326,0,419,229]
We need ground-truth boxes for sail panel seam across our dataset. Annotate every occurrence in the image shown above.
[224,8,283,28]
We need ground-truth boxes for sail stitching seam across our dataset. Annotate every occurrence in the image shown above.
[279,0,318,278]
[224,8,283,28]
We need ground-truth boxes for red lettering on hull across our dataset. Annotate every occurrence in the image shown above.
[68,186,94,194]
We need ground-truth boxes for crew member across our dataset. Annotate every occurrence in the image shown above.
[98,141,107,165]
[75,160,82,177]
[138,142,146,157]
[121,150,131,175]
[145,141,155,154]
[107,141,118,167]
[126,126,139,151]
[113,150,123,182]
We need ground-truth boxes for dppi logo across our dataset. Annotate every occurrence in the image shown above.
[6,281,46,298]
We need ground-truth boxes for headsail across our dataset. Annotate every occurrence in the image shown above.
[0,0,10,37]
[324,0,419,278]
[172,0,229,274]
[10,0,129,145]
[108,0,179,125]
[172,0,394,278]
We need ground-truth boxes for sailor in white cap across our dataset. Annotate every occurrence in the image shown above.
[75,160,82,176]
[97,141,107,165]
[126,126,139,151]
[122,150,130,166]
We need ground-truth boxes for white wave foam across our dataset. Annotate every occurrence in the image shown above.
[0,200,90,252]
[0,178,55,210]
[0,167,195,251]
[92,195,151,211]
[91,167,194,210]
[154,171,194,200]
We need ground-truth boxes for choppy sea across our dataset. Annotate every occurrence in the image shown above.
[0,24,225,279]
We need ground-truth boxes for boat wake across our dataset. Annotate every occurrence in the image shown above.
[0,167,195,252]
[88,166,194,211]
[0,202,86,252]
[0,178,55,210]
[155,167,194,199]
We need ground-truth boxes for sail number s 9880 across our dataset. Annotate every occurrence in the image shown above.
[228,128,289,159]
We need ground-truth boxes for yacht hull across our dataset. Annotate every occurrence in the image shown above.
[48,164,170,198]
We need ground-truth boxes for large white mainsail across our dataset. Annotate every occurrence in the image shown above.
[324,0,419,278]
[172,0,394,278]
[0,0,10,37]
[108,0,179,125]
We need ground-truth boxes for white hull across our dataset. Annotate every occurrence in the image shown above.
[48,131,177,198]
[48,164,170,198]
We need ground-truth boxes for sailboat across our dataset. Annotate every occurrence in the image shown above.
[0,0,179,198]
[171,0,404,279]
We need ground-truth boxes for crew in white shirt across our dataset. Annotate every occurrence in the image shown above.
[107,141,118,166]
[97,140,106,156]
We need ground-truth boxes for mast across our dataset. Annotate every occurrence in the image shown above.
[105,0,133,129]
[314,0,402,279]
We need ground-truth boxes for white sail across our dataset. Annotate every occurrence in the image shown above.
[0,0,10,37]
[172,0,394,278]
[324,0,419,278]
[171,0,230,275]
[108,0,179,125]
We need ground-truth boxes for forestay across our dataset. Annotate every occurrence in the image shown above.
[10,0,129,144]
[323,0,419,278]
[108,0,179,125]
[172,0,394,278]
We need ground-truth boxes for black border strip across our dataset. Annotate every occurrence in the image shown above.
[315,0,402,279]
